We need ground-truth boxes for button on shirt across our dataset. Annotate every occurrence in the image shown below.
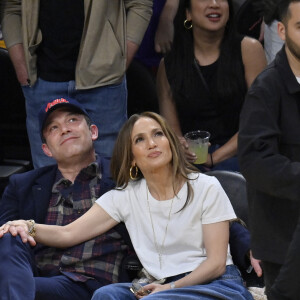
[35,159,128,285]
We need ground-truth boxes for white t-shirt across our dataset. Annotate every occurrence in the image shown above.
[96,173,236,279]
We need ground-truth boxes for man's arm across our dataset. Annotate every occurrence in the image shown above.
[269,212,300,300]
[1,0,29,85]
[7,43,29,85]
[0,176,20,225]
[124,0,153,68]
[1,0,22,48]
[238,83,300,201]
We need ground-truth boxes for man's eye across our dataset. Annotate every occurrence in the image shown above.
[49,126,57,132]
[68,117,77,123]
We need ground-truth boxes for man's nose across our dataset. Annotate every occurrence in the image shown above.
[60,123,71,134]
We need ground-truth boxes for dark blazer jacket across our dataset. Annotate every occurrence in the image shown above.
[0,157,115,225]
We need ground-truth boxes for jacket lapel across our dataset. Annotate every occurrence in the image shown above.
[32,166,57,223]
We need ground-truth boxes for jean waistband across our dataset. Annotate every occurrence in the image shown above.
[165,271,192,283]
[165,265,239,283]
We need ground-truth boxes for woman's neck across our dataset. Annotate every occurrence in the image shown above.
[143,167,185,201]
[193,27,224,66]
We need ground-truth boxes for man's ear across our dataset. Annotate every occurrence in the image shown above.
[42,143,53,158]
[90,124,98,141]
[278,21,286,42]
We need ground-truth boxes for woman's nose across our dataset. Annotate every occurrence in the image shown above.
[209,0,219,6]
[148,138,157,148]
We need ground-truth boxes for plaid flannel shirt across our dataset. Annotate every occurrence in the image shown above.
[35,158,128,285]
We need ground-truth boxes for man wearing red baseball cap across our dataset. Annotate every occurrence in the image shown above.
[0,97,131,300]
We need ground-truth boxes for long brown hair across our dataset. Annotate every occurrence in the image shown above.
[110,112,199,209]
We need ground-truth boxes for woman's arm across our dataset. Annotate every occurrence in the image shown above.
[144,221,229,294]
[205,38,267,168]
[154,0,179,54]
[241,36,267,89]
[0,203,119,248]
[157,59,182,136]
[205,133,238,168]
[157,59,197,162]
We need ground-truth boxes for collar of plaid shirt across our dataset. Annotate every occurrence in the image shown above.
[34,157,127,285]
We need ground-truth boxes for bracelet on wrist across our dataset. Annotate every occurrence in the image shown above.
[169,282,176,289]
[210,153,214,168]
[27,219,36,237]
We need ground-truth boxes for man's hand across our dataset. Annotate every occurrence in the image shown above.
[250,250,263,277]
[0,220,36,246]
[126,40,139,69]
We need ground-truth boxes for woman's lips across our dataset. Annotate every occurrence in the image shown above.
[148,151,162,158]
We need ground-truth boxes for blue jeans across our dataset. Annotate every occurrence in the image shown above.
[91,265,253,300]
[22,78,127,168]
[0,234,95,300]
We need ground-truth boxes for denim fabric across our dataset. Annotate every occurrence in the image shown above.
[35,276,92,300]
[91,265,253,300]
[0,234,95,300]
[22,78,127,168]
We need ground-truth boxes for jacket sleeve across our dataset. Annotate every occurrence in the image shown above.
[1,0,22,48]
[238,81,300,202]
[0,175,21,225]
[124,0,152,45]
[270,212,300,300]
[229,221,250,271]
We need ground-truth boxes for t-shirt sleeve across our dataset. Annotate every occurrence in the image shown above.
[201,177,236,224]
[95,189,125,223]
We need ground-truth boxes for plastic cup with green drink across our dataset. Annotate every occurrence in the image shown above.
[184,130,210,164]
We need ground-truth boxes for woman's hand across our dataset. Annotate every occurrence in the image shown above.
[135,283,170,299]
[179,136,213,168]
[178,137,197,163]
[0,220,36,246]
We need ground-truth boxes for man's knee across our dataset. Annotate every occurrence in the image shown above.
[0,234,28,255]
[0,234,35,299]
[0,234,34,274]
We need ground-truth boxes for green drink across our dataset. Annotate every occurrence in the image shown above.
[184,131,210,164]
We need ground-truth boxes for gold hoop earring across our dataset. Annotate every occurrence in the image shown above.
[184,19,192,30]
[129,165,139,180]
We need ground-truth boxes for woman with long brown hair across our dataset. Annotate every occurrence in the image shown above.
[0,112,253,299]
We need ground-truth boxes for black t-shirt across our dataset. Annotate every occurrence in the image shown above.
[37,0,84,82]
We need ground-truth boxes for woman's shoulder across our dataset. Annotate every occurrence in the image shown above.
[123,179,146,194]
[241,36,264,50]
[188,172,219,186]
[241,36,265,60]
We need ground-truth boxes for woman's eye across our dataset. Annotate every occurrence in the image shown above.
[155,131,164,137]
[135,137,143,144]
